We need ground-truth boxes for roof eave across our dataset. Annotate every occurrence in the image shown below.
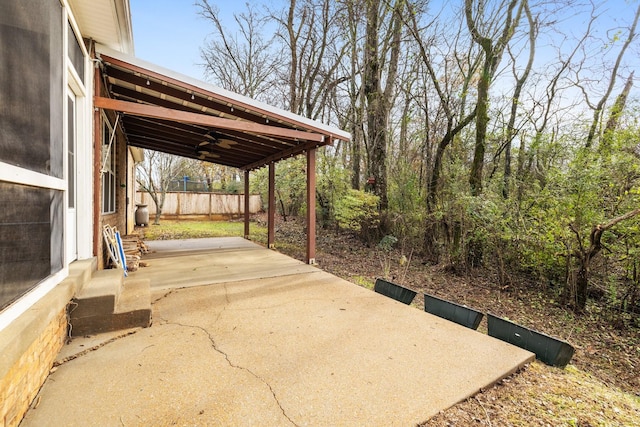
[95,44,351,142]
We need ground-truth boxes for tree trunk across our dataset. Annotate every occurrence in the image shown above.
[469,65,490,196]
[465,0,523,196]
[153,192,165,225]
[427,110,477,210]
[571,208,640,311]
[503,2,535,199]
[351,125,362,189]
[346,0,362,190]
[602,71,635,147]
[286,0,300,114]
[575,259,590,311]
[363,0,403,211]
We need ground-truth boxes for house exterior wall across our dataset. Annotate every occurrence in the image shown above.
[0,308,67,426]
[0,3,87,424]
[127,150,139,234]
[97,107,129,269]
[0,1,134,425]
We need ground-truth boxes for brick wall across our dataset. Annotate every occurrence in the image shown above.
[0,309,67,427]
[97,110,128,270]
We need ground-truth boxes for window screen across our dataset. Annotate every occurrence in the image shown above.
[102,118,117,214]
[0,0,64,310]
[68,96,75,208]
[68,22,84,82]
[0,1,64,178]
[0,183,63,310]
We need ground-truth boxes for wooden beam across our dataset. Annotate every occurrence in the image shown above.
[267,162,275,249]
[244,170,250,239]
[100,53,351,141]
[306,148,317,264]
[242,139,330,171]
[94,96,325,143]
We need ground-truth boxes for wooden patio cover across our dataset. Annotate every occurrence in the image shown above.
[94,46,350,263]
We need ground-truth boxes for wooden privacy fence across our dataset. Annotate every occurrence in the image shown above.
[137,192,262,220]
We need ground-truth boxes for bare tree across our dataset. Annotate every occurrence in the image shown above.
[197,0,281,100]
[500,0,536,199]
[137,151,185,225]
[584,3,640,148]
[341,0,366,190]
[274,0,349,118]
[405,4,479,210]
[515,5,597,199]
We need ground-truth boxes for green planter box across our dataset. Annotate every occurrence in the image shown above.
[374,279,416,305]
[487,313,575,368]
[423,294,484,330]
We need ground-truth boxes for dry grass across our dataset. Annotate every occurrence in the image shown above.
[424,361,640,426]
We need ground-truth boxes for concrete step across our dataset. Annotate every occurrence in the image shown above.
[71,269,124,319]
[112,278,152,329]
[66,258,97,292]
[69,269,151,336]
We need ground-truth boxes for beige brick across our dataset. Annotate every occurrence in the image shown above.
[1,307,68,427]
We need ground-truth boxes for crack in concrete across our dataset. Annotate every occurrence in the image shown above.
[151,288,178,305]
[168,321,299,427]
[53,329,140,367]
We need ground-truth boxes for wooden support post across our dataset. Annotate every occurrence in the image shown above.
[267,162,275,248]
[306,148,316,264]
[244,170,250,239]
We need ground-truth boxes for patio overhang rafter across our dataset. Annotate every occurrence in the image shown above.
[93,96,326,148]
[94,45,350,171]
[93,45,351,265]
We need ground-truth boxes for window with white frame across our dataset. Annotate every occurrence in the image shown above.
[101,116,117,214]
[0,0,65,310]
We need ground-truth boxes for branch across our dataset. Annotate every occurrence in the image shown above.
[598,207,640,232]
[588,207,640,260]
[569,221,585,256]
[585,3,640,148]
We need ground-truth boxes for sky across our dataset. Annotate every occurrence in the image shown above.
[130,0,231,81]
[130,0,639,103]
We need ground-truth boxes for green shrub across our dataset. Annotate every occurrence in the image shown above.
[334,189,380,239]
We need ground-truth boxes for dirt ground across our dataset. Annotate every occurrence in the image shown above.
[267,217,640,426]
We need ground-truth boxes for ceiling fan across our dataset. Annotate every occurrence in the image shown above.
[198,130,238,150]
[194,139,219,161]
[195,130,219,160]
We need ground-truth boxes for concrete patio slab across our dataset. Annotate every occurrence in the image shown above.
[21,238,534,426]
[144,236,261,256]
[140,238,319,291]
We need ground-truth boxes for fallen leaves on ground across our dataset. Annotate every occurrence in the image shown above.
[269,216,640,425]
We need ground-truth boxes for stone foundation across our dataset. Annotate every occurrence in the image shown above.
[0,309,67,427]
[0,258,94,426]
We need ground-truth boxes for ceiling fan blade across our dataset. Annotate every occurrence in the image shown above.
[198,151,219,159]
[217,138,237,149]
